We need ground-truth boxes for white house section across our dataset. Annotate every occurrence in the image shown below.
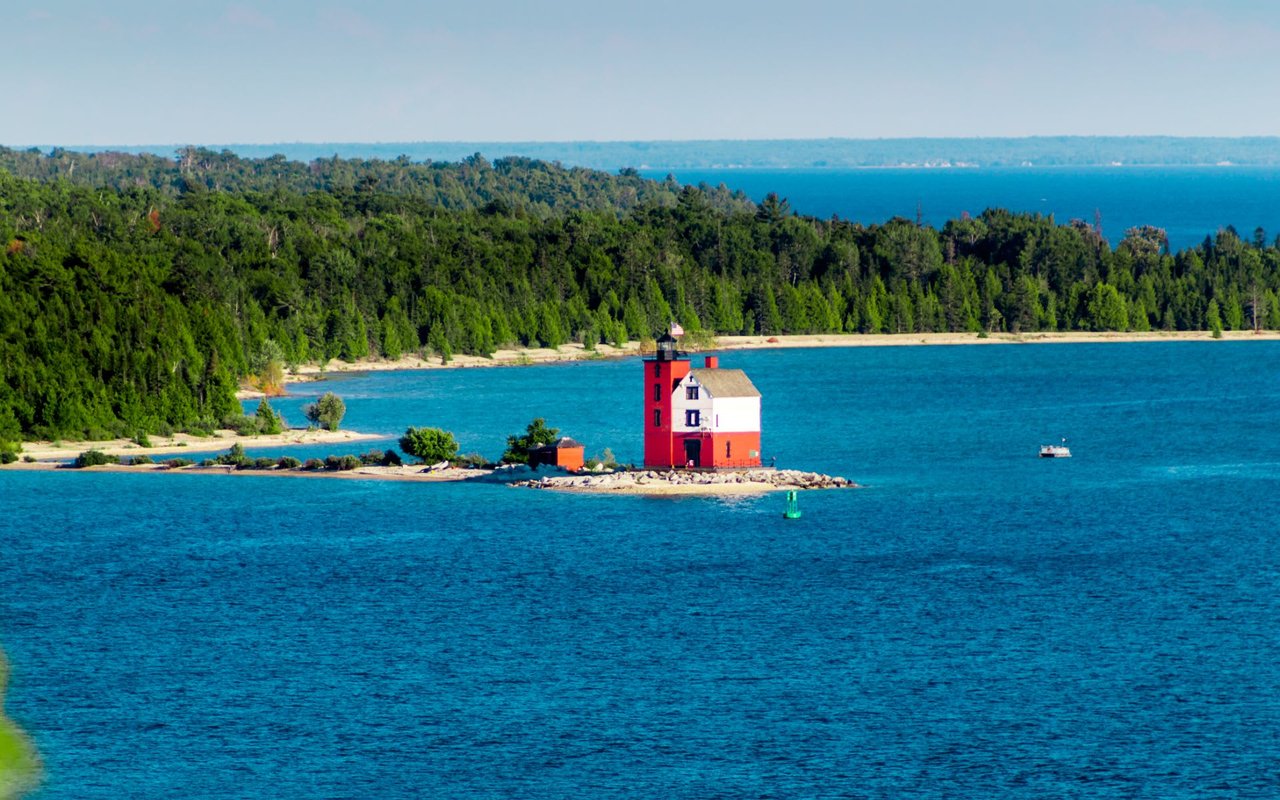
[671,368,761,434]
[707,396,759,432]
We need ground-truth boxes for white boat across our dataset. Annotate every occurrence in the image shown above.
[1039,438,1071,458]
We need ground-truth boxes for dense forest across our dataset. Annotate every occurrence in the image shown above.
[2,151,1279,443]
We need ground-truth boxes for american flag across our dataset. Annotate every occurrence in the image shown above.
[670,322,684,336]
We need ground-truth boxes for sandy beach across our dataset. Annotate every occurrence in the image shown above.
[16,428,383,462]
[237,329,1280,398]
[1,461,488,481]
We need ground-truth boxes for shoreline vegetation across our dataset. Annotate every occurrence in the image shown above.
[5,149,1280,447]
[237,328,1279,395]
[12,330,1274,458]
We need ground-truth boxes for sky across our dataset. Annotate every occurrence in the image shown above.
[8,0,1280,145]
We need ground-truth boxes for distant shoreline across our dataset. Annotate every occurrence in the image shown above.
[237,330,1280,396]
[18,331,1275,456]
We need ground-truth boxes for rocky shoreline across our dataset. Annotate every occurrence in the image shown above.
[512,468,855,495]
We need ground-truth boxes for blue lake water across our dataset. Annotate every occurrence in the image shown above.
[4,343,1280,798]
[644,167,1280,252]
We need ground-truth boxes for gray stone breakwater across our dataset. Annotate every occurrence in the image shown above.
[512,468,856,492]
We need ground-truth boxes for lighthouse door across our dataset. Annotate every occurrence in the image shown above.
[683,439,702,468]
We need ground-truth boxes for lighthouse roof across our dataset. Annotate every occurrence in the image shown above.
[687,367,760,398]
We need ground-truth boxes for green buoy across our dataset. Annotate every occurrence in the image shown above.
[783,490,802,519]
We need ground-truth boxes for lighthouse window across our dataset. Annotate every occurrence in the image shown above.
[726,441,731,458]
[685,385,699,400]
[653,383,661,402]
[685,410,700,427]
[653,362,660,377]
[653,409,661,427]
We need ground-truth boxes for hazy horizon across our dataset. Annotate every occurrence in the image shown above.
[10,1,1280,145]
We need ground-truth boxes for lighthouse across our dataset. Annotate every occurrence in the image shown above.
[643,332,762,469]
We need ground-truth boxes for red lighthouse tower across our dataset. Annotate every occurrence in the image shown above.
[643,332,763,469]
[643,333,690,468]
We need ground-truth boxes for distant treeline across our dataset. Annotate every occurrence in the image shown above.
[0,146,752,215]
[2,153,1278,442]
[35,136,1280,170]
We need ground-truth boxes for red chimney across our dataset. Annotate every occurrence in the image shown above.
[704,356,719,369]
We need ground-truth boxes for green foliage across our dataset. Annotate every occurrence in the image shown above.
[1208,299,1223,338]
[132,432,152,448]
[452,452,488,468]
[128,454,153,466]
[503,418,559,464]
[0,451,17,465]
[72,450,118,468]
[303,393,346,431]
[277,456,302,469]
[163,458,194,468]
[3,149,1280,443]
[0,650,41,799]
[399,427,460,464]
[214,443,248,467]
[302,458,325,471]
[255,399,284,435]
[323,454,362,471]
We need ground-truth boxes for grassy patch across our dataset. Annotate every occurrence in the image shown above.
[0,653,40,799]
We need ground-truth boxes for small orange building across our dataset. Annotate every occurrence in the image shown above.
[528,437,586,472]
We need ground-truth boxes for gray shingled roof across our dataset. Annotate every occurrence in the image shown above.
[687,368,761,398]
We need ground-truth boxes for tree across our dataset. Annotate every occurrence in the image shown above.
[399,427,459,464]
[303,392,346,430]
[502,417,559,463]
[255,398,284,434]
[1207,299,1223,338]
[252,339,286,396]
[1087,282,1129,331]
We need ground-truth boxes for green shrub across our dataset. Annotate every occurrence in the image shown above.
[132,432,153,448]
[303,392,346,431]
[222,414,262,436]
[129,454,153,466]
[359,449,386,466]
[156,422,175,438]
[302,458,325,471]
[199,459,216,467]
[73,450,118,468]
[0,451,18,465]
[339,454,361,471]
[186,417,217,437]
[255,398,284,435]
[164,458,193,468]
[214,443,248,467]
[382,449,402,467]
[451,452,487,468]
[502,418,558,464]
[22,455,37,463]
[277,456,302,469]
[237,456,276,470]
[399,427,459,464]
